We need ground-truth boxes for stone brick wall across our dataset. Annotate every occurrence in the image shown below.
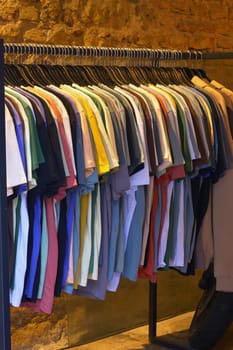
[0,0,233,51]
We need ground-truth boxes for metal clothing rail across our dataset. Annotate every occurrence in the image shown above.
[4,42,233,61]
[2,43,233,350]
[3,43,201,59]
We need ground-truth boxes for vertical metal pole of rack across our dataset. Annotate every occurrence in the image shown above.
[0,39,11,350]
[149,282,191,349]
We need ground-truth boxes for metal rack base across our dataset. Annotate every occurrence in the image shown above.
[149,282,194,349]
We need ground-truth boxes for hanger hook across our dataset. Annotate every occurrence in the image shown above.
[198,50,203,61]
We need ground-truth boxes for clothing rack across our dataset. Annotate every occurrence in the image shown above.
[4,43,233,61]
[2,42,233,350]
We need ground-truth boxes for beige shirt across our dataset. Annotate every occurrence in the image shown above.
[52,85,96,177]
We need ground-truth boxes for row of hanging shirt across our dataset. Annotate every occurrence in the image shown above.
[5,64,233,313]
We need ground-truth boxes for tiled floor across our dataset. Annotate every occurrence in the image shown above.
[69,311,233,350]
